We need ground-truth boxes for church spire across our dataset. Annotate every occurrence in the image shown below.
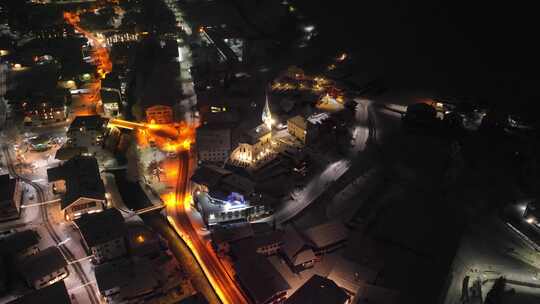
[262,92,273,129]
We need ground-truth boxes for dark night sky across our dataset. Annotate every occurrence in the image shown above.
[295,0,539,110]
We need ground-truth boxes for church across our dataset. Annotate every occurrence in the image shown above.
[230,94,276,167]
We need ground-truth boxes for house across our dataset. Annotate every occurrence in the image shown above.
[302,221,348,254]
[7,281,71,304]
[74,208,127,264]
[19,247,68,289]
[0,174,22,221]
[285,275,348,304]
[196,125,231,163]
[287,115,318,145]
[66,115,108,149]
[235,254,290,304]
[280,228,315,273]
[47,156,106,221]
[146,105,173,124]
[95,258,161,304]
[0,230,40,260]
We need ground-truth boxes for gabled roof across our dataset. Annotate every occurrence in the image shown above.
[74,208,126,247]
[0,230,40,255]
[47,156,105,210]
[281,228,308,262]
[19,247,67,283]
[7,281,71,304]
[235,254,290,304]
[285,275,348,304]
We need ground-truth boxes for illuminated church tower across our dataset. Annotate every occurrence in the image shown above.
[262,93,273,129]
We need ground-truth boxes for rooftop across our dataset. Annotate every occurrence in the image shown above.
[0,230,40,255]
[285,275,348,304]
[288,115,307,129]
[327,256,379,294]
[19,247,67,283]
[281,228,308,262]
[191,165,232,188]
[74,208,126,248]
[211,222,254,245]
[302,221,349,249]
[68,115,108,132]
[244,123,271,145]
[235,254,290,304]
[95,258,161,300]
[47,156,105,210]
[7,281,71,304]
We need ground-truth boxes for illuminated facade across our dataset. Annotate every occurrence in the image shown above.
[146,105,173,124]
[230,94,276,167]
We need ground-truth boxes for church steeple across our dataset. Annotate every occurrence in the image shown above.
[262,92,273,129]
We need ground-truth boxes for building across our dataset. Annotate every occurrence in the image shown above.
[302,221,348,254]
[211,222,254,254]
[146,105,173,124]
[231,230,284,257]
[19,247,69,289]
[280,228,316,273]
[285,275,348,304]
[101,88,122,118]
[95,258,162,304]
[234,254,290,304]
[125,222,162,259]
[0,230,40,260]
[47,156,106,221]
[287,115,318,145]
[74,208,127,264]
[7,281,72,304]
[196,125,231,163]
[66,115,108,149]
[0,174,22,221]
[22,95,68,126]
[232,123,272,165]
[230,95,276,167]
[192,165,268,226]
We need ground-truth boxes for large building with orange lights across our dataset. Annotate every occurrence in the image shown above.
[146,105,173,124]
